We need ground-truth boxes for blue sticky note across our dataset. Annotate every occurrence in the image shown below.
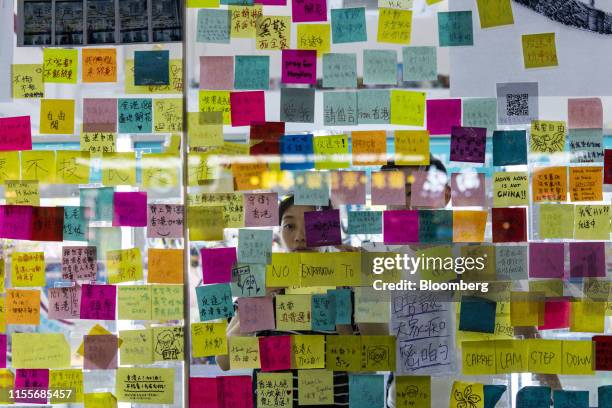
[349,375,384,408]
[231,264,266,297]
[118,98,152,133]
[517,386,551,408]
[402,46,437,82]
[347,211,382,235]
[312,294,336,331]
[463,98,497,133]
[328,288,352,324]
[418,210,453,244]
[459,296,496,333]
[363,49,397,85]
[599,386,612,408]
[197,9,231,43]
[234,55,270,90]
[221,0,253,4]
[195,283,234,322]
[438,11,473,47]
[493,130,527,166]
[237,228,273,264]
[294,170,330,206]
[134,50,169,86]
[553,391,588,408]
[80,187,114,222]
[331,7,367,43]
[280,88,315,123]
[324,91,358,126]
[323,53,357,88]
[484,385,507,408]
[63,206,89,242]
[569,128,604,163]
[280,134,314,170]
[357,89,390,124]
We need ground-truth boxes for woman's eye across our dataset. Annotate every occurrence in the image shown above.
[282,224,295,231]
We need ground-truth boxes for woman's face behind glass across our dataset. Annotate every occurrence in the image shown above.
[280,204,316,252]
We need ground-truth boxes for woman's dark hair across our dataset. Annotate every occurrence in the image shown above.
[278,194,332,225]
[381,154,447,174]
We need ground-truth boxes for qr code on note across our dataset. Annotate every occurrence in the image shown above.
[505,93,529,117]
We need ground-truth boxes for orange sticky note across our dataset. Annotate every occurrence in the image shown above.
[453,210,487,243]
[569,166,603,202]
[351,130,387,166]
[532,166,567,202]
[82,48,117,83]
[148,249,184,284]
[6,289,40,325]
[232,162,268,191]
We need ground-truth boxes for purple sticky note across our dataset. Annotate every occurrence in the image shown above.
[383,210,419,244]
[331,171,366,205]
[409,169,449,208]
[238,296,276,334]
[48,286,81,319]
[426,99,461,135]
[80,284,116,320]
[292,0,327,22]
[201,247,237,284]
[0,116,32,151]
[112,192,147,227]
[200,56,234,90]
[538,298,570,330]
[451,172,486,207]
[528,243,565,278]
[230,91,266,127]
[450,126,487,163]
[244,192,279,227]
[84,334,118,370]
[147,204,184,238]
[83,98,117,132]
[371,171,406,206]
[0,335,6,368]
[305,209,342,247]
[570,242,606,278]
[0,205,33,240]
[15,369,49,404]
[282,50,317,85]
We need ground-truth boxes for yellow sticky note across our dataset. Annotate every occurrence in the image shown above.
[125,59,183,94]
[84,392,117,408]
[199,90,231,124]
[151,284,184,321]
[191,321,228,358]
[495,339,529,373]
[153,326,184,361]
[141,153,180,188]
[0,151,20,183]
[187,0,219,6]
[378,8,412,44]
[528,339,562,374]
[118,285,152,321]
[299,252,336,287]
[395,130,430,165]
[325,335,361,371]
[49,369,83,403]
[528,279,564,297]
[56,150,90,184]
[188,152,219,185]
[21,150,56,183]
[313,134,349,169]
[0,260,5,293]
[148,248,183,284]
[101,152,137,186]
[43,48,78,84]
[332,252,361,286]
[493,171,529,207]
[574,204,610,240]
[360,336,395,371]
[0,369,12,404]
[229,336,261,369]
[390,90,425,126]
[522,32,558,69]
[116,367,174,404]
[298,369,334,405]
[119,329,154,365]
[418,245,456,282]
[562,340,594,375]
[267,253,301,287]
[188,205,226,241]
[81,132,116,156]
[77,324,124,356]
[462,340,496,375]
[570,300,605,333]
[257,372,293,408]
[82,48,117,83]
[167,133,181,155]
[297,23,331,56]
[510,292,544,327]
[449,381,484,408]
[476,0,514,28]
[539,204,574,239]
[569,166,603,202]
[5,180,39,206]
[187,112,223,148]
[453,211,488,243]
[40,99,75,134]
[12,64,44,98]
[230,5,263,38]
[292,335,325,369]
[232,162,268,190]
[154,98,183,133]
[188,192,244,228]
[12,333,70,368]
[396,375,430,408]
[276,294,312,331]
[530,120,566,154]
[11,251,45,287]
[107,248,143,284]
[256,16,291,50]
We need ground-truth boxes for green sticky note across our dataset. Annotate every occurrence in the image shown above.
[438,11,474,46]
[234,55,269,90]
[463,98,497,132]
[357,89,390,124]
[323,53,357,88]
[574,204,610,240]
[324,91,357,126]
[197,9,230,43]
[539,204,574,239]
[363,49,397,85]
[402,46,437,81]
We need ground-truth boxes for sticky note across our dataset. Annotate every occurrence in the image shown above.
[118,286,146,320]
[12,64,44,98]
[594,336,612,371]
[492,207,527,243]
[298,369,334,405]
[199,56,233,90]
[228,336,261,369]
[497,82,539,125]
[371,171,406,206]
[313,133,350,167]
[259,335,292,371]
[230,5,262,38]
[360,335,395,370]
[396,375,430,408]
[330,170,365,205]
[462,340,496,375]
[530,120,566,154]
[412,172,450,209]
[234,55,269,90]
[230,90,265,126]
[453,210,487,242]
[402,46,437,82]
[394,130,429,165]
[351,130,386,165]
[495,340,529,373]
[125,59,183,95]
[427,99,462,135]
[574,204,610,240]
[462,98,497,133]
[390,90,425,125]
[112,192,147,227]
[493,171,528,207]
[297,23,331,55]
[151,285,183,321]
[450,382,484,408]
[82,48,117,83]
[153,98,183,132]
[6,288,39,325]
[450,126,486,163]
[118,329,153,365]
[80,187,113,222]
[256,372,291,407]
[40,99,75,134]
[522,32,558,68]
[476,0,514,28]
[527,339,562,374]
[292,0,326,22]
[256,16,291,49]
[84,334,118,369]
[438,11,473,46]
[280,88,315,123]
[118,98,152,133]
[191,322,228,357]
[0,116,31,152]
[12,333,70,369]
[106,248,143,284]
[378,8,412,44]
[568,97,603,129]
[43,48,78,83]
[101,152,137,186]
[195,283,234,321]
[281,49,317,85]
[197,9,230,43]
[383,210,418,244]
[11,251,45,287]
[5,180,39,206]
[83,98,117,133]
[14,369,48,404]
[322,53,356,88]
[152,326,184,362]
[561,340,594,375]
[460,296,496,333]
[292,334,325,368]
[134,50,169,86]
[331,7,367,43]
[492,130,527,166]
[569,166,603,201]
[451,172,485,206]
[570,242,605,278]
[242,192,278,227]
[349,374,385,408]
[201,247,236,284]
[188,206,225,241]
[116,367,174,404]
[238,296,275,334]
[146,204,183,239]
[528,243,564,278]
[276,294,312,330]
[553,390,588,408]
[539,298,570,330]
[323,91,357,126]
[80,284,116,320]
[532,166,567,202]
[49,369,82,403]
[357,89,391,124]
[570,300,605,333]
[148,248,183,284]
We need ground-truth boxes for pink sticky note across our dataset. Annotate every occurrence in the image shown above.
[409,170,448,208]
[538,298,571,330]
[201,247,237,284]
[570,242,606,278]
[305,209,342,247]
[282,49,317,84]
[528,243,565,278]
[244,192,279,227]
[147,204,184,238]
[292,0,327,22]
[83,98,117,132]
[0,116,32,151]
[0,334,6,368]
[230,91,266,127]
[371,171,406,206]
[61,246,97,281]
[0,205,33,240]
[200,56,234,90]
[112,192,147,227]
[259,335,292,371]
[84,334,118,370]
[451,172,486,207]
[568,98,603,129]
[189,377,219,408]
[48,286,82,319]
[219,376,253,408]
[331,171,366,205]
[80,284,116,320]
[383,210,419,244]
[238,296,276,334]
[15,369,49,404]
[257,0,287,4]
[426,99,461,135]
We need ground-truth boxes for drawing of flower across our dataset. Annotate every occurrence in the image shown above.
[454,385,482,408]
